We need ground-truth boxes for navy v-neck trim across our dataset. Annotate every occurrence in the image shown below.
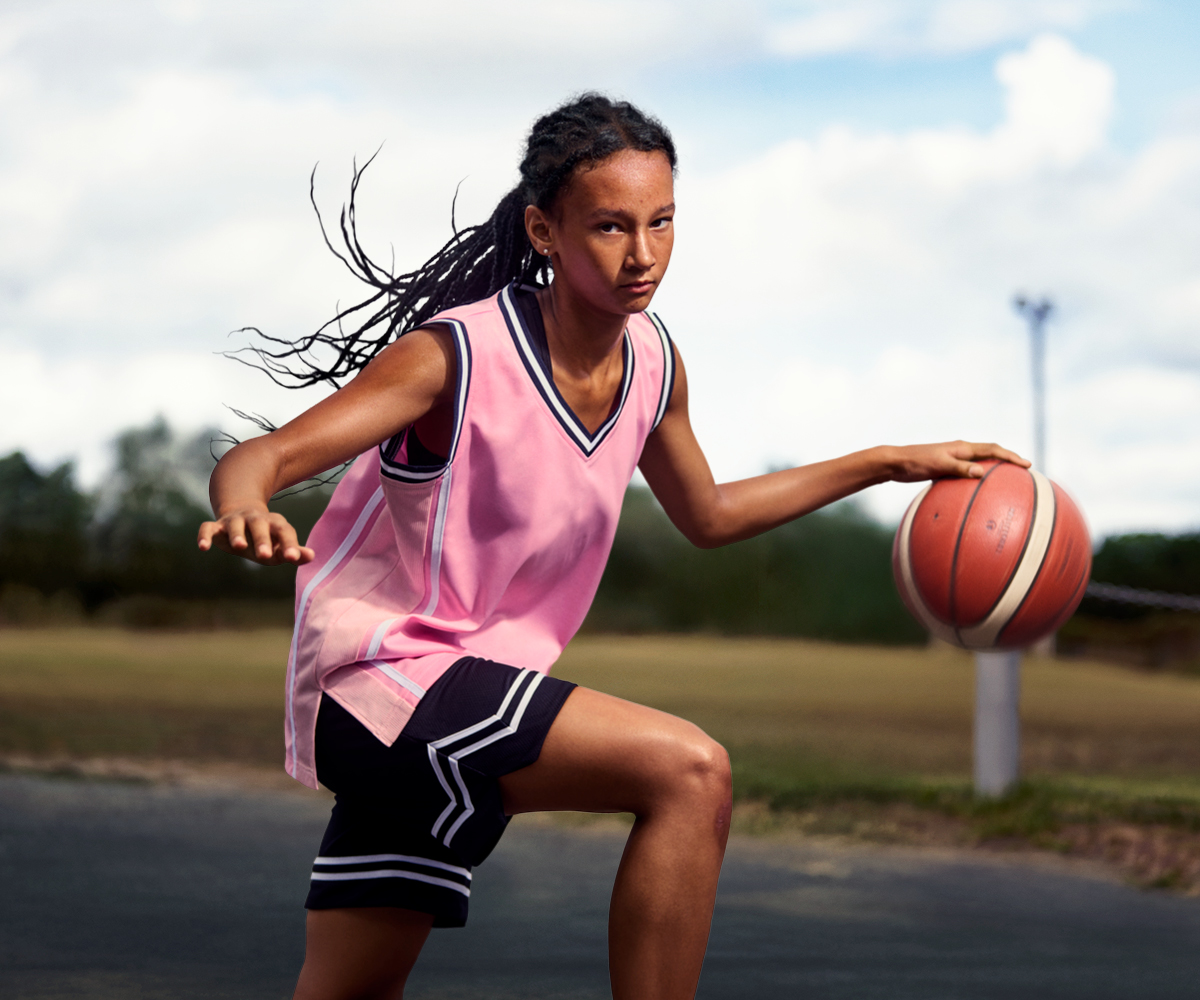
[499,283,634,457]
[513,285,552,372]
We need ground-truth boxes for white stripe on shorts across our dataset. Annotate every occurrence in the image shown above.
[427,668,545,848]
[313,853,470,878]
[309,869,470,896]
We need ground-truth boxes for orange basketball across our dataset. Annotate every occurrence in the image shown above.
[892,461,1092,649]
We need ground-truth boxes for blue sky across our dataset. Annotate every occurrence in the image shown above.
[2,0,1198,535]
[648,2,1200,163]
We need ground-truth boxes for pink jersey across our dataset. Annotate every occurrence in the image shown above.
[284,283,675,788]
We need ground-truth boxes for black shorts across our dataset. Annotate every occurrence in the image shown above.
[305,656,576,927]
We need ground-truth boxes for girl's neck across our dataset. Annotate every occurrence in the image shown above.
[536,281,627,379]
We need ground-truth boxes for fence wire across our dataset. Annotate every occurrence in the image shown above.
[1086,581,1200,612]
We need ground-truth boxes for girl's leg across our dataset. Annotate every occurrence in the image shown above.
[292,686,730,1000]
[500,687,733,1000]
[293,907,433,1000]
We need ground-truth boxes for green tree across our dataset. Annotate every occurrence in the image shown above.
[0,452,91,596]
[1079,531,1200,621]
[88,417,340,604]
[588,487,925,644]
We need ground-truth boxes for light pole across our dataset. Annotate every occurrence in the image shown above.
[1013,295,1054,475]
[971,295,1055,798]
[1013,294,1057,660]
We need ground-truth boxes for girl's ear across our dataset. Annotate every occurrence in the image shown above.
[524,204,554,257]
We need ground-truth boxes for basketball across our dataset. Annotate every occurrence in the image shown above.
[892,461,1092,650]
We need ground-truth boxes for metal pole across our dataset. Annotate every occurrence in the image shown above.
[974,650,1021,796]
[1013,294,1056,656]
[1013,295,1054,475]
[971,297,1052,797]
[1030,316,1046,474]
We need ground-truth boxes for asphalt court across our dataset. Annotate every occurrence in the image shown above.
[0,774,1196,999]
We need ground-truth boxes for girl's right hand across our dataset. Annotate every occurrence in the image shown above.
[197,506,315,566]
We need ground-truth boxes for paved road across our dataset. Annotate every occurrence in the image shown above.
[0,774,1197,999]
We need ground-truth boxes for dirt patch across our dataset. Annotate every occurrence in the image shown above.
[730,798,973,847]
[727,799,1200,896]
[1050,822,1200,895]
[0,752,326,798]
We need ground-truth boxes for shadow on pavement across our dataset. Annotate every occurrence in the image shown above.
[0,775,1197,999]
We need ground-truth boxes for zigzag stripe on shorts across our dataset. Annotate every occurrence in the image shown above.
[427,669,545,847]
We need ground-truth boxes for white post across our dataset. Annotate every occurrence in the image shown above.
[974,651,1021,797]
[1032,633,1056,657]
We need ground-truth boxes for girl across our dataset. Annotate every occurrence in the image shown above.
[198,94,1025,1000]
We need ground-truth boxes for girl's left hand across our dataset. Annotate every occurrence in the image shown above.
[885,441,1031,483]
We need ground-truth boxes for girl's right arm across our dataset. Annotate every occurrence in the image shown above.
[197,326,457,566]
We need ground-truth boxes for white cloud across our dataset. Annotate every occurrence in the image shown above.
[767,0,1128,57]
[0,345,334,486]
[658,34,1200,534]
[0,0,751,98]
[1,9,1196,538]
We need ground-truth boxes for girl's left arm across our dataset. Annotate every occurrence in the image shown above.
[638,345,1029,549]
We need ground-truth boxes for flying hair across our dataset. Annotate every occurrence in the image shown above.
[228,93,677,390]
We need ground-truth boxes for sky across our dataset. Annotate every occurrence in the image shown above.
[2,0,1199,536]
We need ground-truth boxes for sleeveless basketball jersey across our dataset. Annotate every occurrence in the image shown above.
[284,283,675,788]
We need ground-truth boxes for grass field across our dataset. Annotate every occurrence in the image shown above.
[2,627,1199,887]
[560,635,1200,783]
[0,628,286,761]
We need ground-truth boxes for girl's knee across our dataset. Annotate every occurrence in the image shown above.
[660,729,732,808]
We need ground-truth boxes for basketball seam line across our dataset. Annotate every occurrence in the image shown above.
[970,465,1040,628]
[948,464,999,645]
[895,485,957,645]
[958,470,1055,647]
[1050,564,1092,628]
[1003,504,1089,644]
[996,477,1057,646]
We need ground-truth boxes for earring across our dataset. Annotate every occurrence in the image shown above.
[543,248,550,255]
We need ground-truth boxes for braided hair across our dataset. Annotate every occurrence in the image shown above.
[234,93,677,389]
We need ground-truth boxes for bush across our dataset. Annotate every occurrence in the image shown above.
[0,453,91,596]
[0,419,338,622]
[587,487,925,644]
[1062,531,1200,670]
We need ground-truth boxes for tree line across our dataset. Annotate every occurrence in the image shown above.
[1,418,1196,645]
[0,419,328,626]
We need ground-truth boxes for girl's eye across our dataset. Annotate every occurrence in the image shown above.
[599,222,621,233]
[651,217,673,229]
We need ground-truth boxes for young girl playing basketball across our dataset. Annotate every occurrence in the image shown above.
[198,94,1025,1000]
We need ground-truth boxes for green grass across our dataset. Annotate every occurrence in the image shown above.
[0,627,285,760]
[556,634,1200,780]
[734,769,1200,839]
[3,628,1200,840]
[5,626,1197,888]
[553,635,1200,857]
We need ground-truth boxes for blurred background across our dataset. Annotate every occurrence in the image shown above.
[1,0,1199,887]
[2,0,1197,655]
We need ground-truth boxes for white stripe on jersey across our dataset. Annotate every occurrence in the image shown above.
[647,312,674,430]
[286,486,385,776]
[420,468,454,618]
[368,659,427,698]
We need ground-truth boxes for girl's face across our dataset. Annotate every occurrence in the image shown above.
[528,148,675,317]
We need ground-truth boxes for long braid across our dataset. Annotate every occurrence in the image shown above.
[229,94,676,390]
